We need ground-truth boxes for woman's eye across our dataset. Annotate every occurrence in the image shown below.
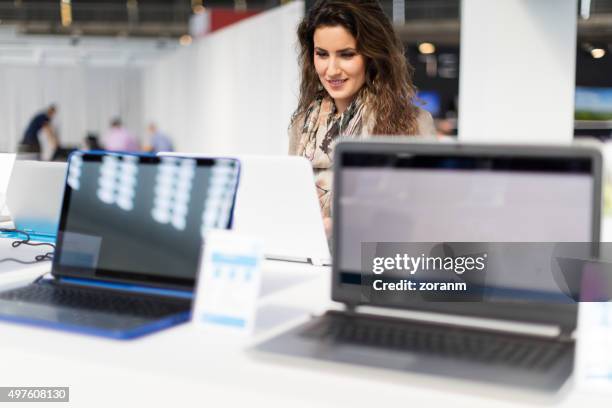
[315,51,328,58]
[340,53,355,59]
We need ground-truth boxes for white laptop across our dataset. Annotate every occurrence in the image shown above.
[5,160,67,240]
[0,153,17,222]
[160,153,331,265]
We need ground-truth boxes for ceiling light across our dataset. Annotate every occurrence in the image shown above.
[591,48,605,59]
[179,35,193,46]
[191,0,204,13]
[60,0,72,27]
[234,0,247,12]
[418,42,436,55]
[580,0,592,20]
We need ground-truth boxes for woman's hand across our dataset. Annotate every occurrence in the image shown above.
[323,217,333,239]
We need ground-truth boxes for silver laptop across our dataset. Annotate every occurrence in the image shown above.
[256,141,603,392]
[160,154,331,265]
[5,160,67,239]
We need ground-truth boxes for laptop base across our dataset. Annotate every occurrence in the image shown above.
[256,310,574,393]
[0,230,56,244]
[0,280,192,339]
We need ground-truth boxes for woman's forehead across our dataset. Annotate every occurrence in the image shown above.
[313,25,357,49]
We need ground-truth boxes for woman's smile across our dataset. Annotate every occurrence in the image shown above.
[326,78,349,90]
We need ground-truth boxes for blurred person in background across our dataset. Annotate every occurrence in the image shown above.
[144,123,174,153]
[288,0,435,234]
[20,104,60,160]
[103,118,140,152]
[83,132,102,151]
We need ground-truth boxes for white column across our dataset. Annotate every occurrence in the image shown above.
[458,0,578,144]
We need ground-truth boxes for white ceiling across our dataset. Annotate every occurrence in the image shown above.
[0,25,178,67]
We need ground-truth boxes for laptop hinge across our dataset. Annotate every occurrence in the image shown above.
[352,305,563,338]
[343,304,358,314]
[558,327,575,342]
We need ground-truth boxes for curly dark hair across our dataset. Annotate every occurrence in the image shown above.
[294,0,419,135]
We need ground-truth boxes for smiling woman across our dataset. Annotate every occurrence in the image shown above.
[288,0,435,230]
[313,25,366,115]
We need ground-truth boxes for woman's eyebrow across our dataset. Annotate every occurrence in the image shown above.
[314,47,357,52]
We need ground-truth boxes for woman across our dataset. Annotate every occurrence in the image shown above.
[288,0,435,228]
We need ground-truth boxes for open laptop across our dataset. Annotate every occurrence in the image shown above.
[4,160,66,241]
[0,153,16,222]
[0,152,240,339]
[256,141,602,392]
[160,153,331,265]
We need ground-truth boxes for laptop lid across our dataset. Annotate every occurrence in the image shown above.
[0,153,16,222]
[0,153,16,196]
[231,155,329,264]
[159,153,331,265]
[6,160,66,237]
[52,152,240,291]
[332,141,602,332]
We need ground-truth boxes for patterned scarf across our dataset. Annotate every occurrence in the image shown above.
[295,92,369,217]
[296,92,368,170]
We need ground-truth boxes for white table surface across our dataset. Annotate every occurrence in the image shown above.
[0,236,610,408]
[3,154,612,406]
[0,237,53,288]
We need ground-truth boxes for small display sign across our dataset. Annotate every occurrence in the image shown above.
[193,229,263,335]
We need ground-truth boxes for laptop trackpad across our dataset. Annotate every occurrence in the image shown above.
[321,343,418,370]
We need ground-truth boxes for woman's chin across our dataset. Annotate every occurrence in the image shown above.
[325,90,353,104]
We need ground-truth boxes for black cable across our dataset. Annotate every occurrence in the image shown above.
[0,228,55,264]
[33,273,50,283]
[0,256,52,265]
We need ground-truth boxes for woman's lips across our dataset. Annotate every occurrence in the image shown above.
[327,78,348,89]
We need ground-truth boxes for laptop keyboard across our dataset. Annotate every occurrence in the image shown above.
[0,282,191,319]
[301,311,569,371]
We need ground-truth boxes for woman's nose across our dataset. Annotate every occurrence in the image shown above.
[326,57,341,76]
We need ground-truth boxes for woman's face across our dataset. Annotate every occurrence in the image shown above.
[313,25,366,114]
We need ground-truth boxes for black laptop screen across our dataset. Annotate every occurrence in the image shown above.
[53,152,239,289]
[333,144,601,325]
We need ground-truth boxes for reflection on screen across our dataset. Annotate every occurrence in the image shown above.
[58,153,239,286]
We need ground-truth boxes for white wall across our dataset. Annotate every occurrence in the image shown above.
[459,0,578,144]
[143,1,303,155]
[0,30,173,153]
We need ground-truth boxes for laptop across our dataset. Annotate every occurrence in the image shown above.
[160,153,331,265]
[4,160,66,241]
[256,141,603,392]
[0,153,16,222]
[0,152,240,339]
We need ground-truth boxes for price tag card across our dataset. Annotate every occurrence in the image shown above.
[193,229,263,335]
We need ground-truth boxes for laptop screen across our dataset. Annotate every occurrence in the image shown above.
[333,143,601,325]
[53,152,239,290]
